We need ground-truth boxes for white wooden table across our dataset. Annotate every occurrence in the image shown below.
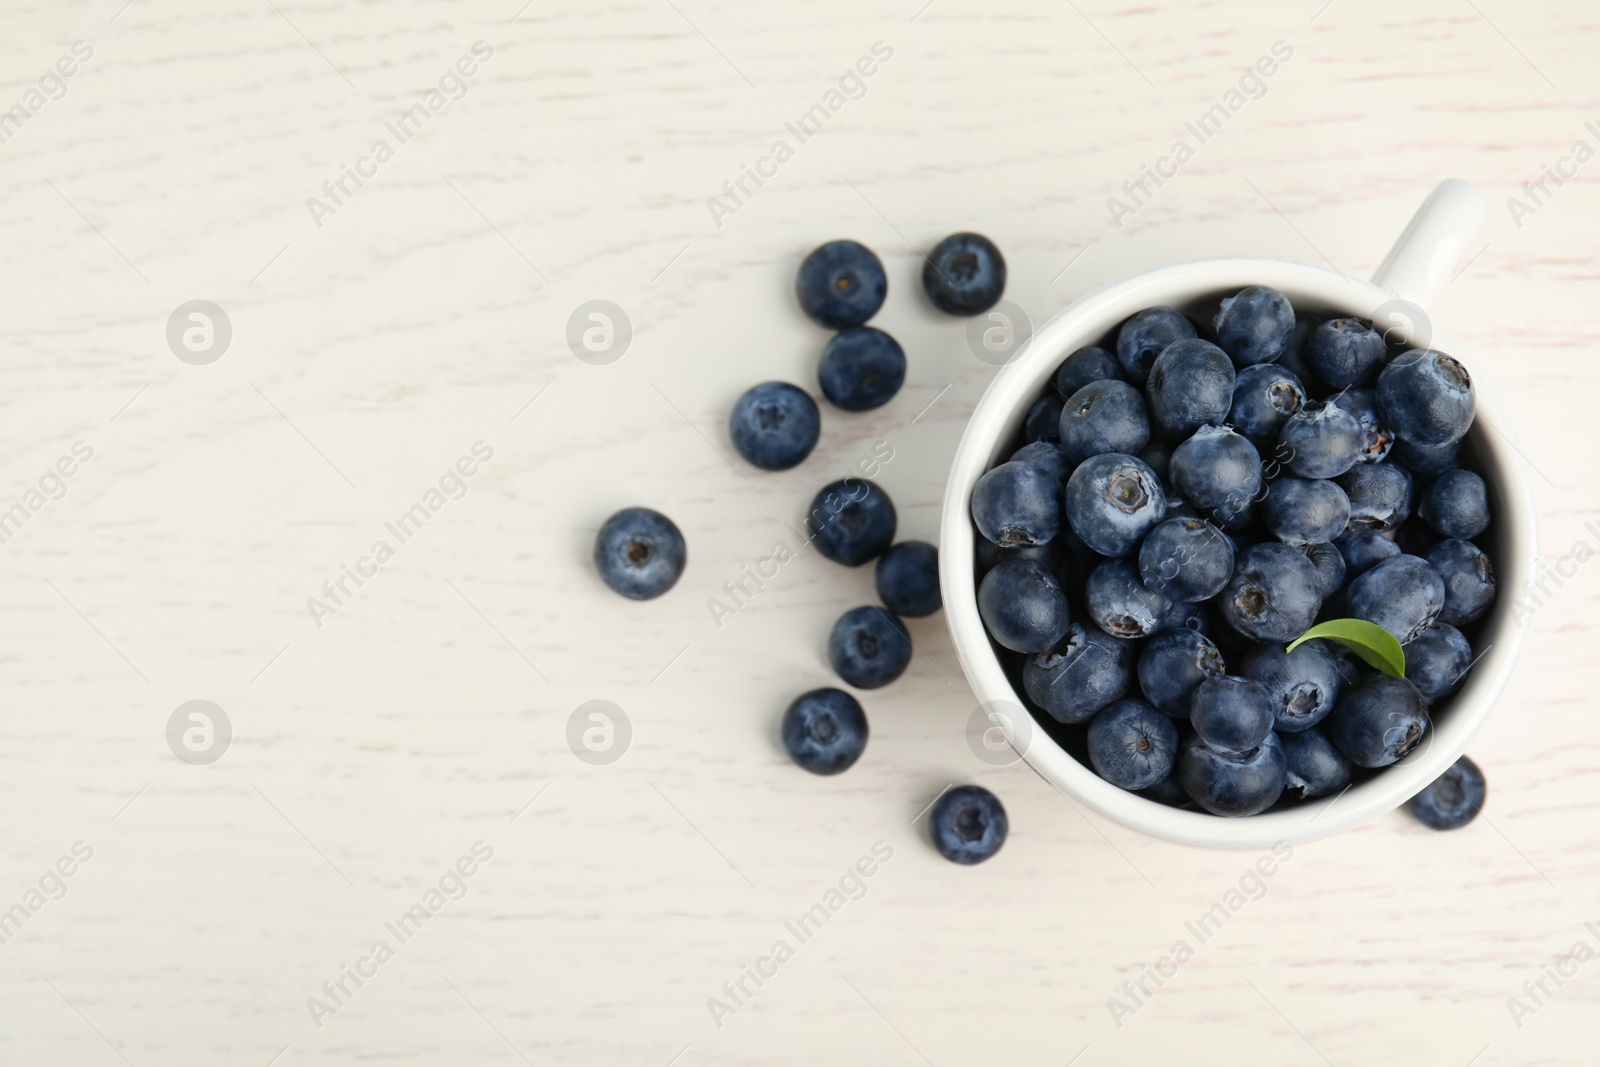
[1,1,1596,1063]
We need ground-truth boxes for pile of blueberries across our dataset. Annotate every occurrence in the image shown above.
[972,284,1495,825]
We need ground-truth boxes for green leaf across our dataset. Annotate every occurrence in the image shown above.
[1286,619,1406,678]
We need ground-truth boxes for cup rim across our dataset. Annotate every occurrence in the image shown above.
[938,256,1536,850]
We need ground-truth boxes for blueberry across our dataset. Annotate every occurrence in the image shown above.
[1278,403,1364,479]
[1213,286,1295,368]
[1138,437,1175,487]
[1178,732,1288,817]
[1137,772,1196,809]
[1138,517,1235,602]
[1392,518,1441,558]
[1116,307,1197,384]
[977,558,1073,653]
[1137,629,1225,717]
[1057,380,1151,465]
[818,327,906,412]
[1086,558,1174,640]
[1325,674,1429,768]
[1055,345,1124,397]
[1280,727,1350,801]
[1065,453,1166,557]
[1023,621,1132,723]
[1219,542,1323,643]
[1377,349,1475,447]
[1190,676,1275,753]
[1299,541,1347,597]
[1427,538,1496,626]
[875,541,941,618]
[1010,439,1071,486]
[1170,425,1262,518]
[1306,317,1387,389]
[806,479,896,566]
[1419,469,1490,539]
[729,382,821,471]
[1262,477,1351,545]
[1403,622,1473,703]
[782,689,868,774]
[796,239,887,328]
[828,605,912,689]
[922,232,1006,316]
[1391,436,1459,478]
[1339,388,1396,465]
[1334,528,1402,578]
[1242,641,1344,732]
[1088,699,1180,790]
[1229,363,1305,445]
[1339,463,1412,532]
[1024,394,1064,442]
[1146,339,1236,438]
[594,507,687,600]
[972,461,1059,548]
[1276,314,1321,389]
[1346,554,1445,644]
[975,536,1060,576]
[1405,755,1485,830]
[929,785,1008,864]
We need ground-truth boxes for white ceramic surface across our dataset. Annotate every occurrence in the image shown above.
[940,180,1537,850]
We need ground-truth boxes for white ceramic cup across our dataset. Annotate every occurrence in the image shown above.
[938,180,1536,850]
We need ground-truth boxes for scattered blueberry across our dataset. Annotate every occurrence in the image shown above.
[782,689,869,774]
[1170,425,1262,516]
[1262,477,1351,545]
[818,327,906,412]
[1057,380,1151,465]
[1137,628,1225,717]
[1088,700,1179,790]
[1377,349,1475,447]
[1403,622,1473,703]
[1335,528,1402,578]
[929,785,1008,864]
[923,232,1006,316]
[1340,463,1413,532]
[1299,540,1347,597]
[1229,363,1305,445]
[828,606,913,689]
[1218,542,1323,642]
[1404,755,1485,830]
[796,240,887,329]
[1279,403,1364,479]
[1280,727,1351,801]
[1055,345,1124,397]
[875,541,941,618]
[1242,641,1344,732]
[972,461,1059,548]
[1419,469,1490,539]
[1190,675,1275,753]
[1325,674,1429,768]
[1213,286,1295,368]
[1147,339,1236,437]
[1346,554,1445,644]
[1138,516,1235,602]
[1178,731,1288,817]
[1065,452,1166,557]
[1085,558,1174,641]
[594,507,687,600]
[1306,318,1387,389]
[1024,394,1064,442]
[1116,307,1196,384]
[977,558,1073,653]
[1023,621,1132,724]
[729,382,821,471]
[807,479,896,566]
[1427,538,1496,626]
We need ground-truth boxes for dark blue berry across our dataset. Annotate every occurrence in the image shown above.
[977,558,1073,653]
[1086,558,1173,640]
[1190,675,1275,753]
[1024,394,1064,442]
[1427,538,1496,626]
[1325,674,1428,768]
[929,785,1008,864]
[1116,307,1196,384]
[1213,286,1294,367]
[1138,516,1234,602]
[1306,318,1387,389]
[1280,727,1350,801]
[1262,477,1351,545]
[1170,426,1262,518]
[1276,314,1321,388]
[1219,542,1323,642]
[818,327,906,412]
[797,240,887,328]
[1419,469,1490,539]
[1088,699,1179,790]
[1229,363,1305,445]
[1179,731,1287,816]
[1346,554,1445,644]
[1391,436,1458,478]
[1147,339,1236,438]
[1137,628,1225,717]
[1065,453,1166,558]
[1137,772,1195,809]
[972,460,1059,548]
[1023,621,1131,724]
[806,479,896,566]
[1010,439,1070,483]
[875,541,941,618]
[922,232,1006,316]
[782,689,868,774]
[1058,380,1151,465]
[1055,345,1124,397]
[594,507,687,600]
[1404,622,1473,703]
[1339,388,1395,465]
[1335,528,1401,578]
[1279,403,1364,479]
[1340,463,1412,532]
[729,382,821,471]
[1242,641,1344,732]
[1405,755,1485,830]
[828,605,912,689]
[1377,349,1475,447]
[1299,541,1347,597]
[975,536,1060,577]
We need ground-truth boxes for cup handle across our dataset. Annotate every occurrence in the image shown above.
[1369,179,1484,309]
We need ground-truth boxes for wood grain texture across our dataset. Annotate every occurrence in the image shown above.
[0,0,1596,1063]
